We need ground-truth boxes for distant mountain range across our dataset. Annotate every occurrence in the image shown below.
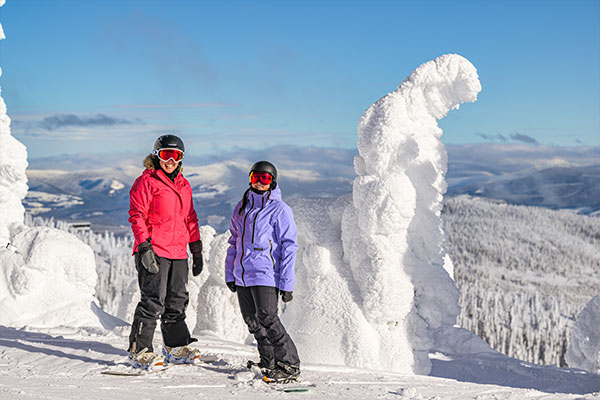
[23,144,600,233]
[444,194,600,366]
[447,164,600,215]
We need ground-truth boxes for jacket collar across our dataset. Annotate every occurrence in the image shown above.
[143,168,183,196]
[248,185,282,207]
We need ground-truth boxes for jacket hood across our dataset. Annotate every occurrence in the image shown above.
[143,154,158,170]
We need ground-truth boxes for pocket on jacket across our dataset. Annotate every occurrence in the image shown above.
[247,242,272,265]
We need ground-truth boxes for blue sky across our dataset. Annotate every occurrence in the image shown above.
[0,0,598,158]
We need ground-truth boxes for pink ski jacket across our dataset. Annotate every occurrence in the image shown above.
[129,161,200,259]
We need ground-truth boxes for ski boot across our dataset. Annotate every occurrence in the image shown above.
[128,348,165,370]
[262,361,300,383]
[162,345,201,364]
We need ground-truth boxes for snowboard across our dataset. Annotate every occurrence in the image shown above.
[101,366,168,376]
[262,375,316,391]
[275,384,316,393]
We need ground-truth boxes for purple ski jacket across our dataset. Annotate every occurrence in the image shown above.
[225,186,298,292]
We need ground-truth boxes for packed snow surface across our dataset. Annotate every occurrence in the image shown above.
[0,327,599,400]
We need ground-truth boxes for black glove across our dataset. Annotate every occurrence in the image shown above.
[226,281,237,293]
[189,240,203,276]
[138,238,159,274]
[280,290,293,303]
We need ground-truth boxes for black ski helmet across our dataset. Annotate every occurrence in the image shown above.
[250,160,277,181]
[153,134,185,152]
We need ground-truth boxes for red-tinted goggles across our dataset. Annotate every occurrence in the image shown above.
[154,148,184,163]
[249,171,273,185]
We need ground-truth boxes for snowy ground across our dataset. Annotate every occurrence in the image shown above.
[1,326,599,400]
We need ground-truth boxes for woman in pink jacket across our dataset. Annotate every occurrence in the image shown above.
[127,134,204,370]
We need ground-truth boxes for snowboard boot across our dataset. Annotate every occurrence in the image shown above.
[247,358,275,374]
[128,348,165,370]
[162,345,201,364]
[262,361,300,383]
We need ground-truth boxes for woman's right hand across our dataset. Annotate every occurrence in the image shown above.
[138,239,160,274]
[226,282,237,293]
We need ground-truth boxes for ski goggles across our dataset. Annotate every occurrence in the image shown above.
[249,171,273,185]
[153,148,184,163]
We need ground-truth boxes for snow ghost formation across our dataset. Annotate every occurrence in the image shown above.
[566,293,600,373]
[0,0,28,245]
[0,1,103,330]
[282,54,481,374]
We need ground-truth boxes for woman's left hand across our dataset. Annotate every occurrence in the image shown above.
[280,291,293,303]
[189,240,203,276]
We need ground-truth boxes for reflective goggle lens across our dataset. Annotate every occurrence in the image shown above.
[249,171,273,185]
[156,149,183,162]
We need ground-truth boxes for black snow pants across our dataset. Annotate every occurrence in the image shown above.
[237,285,300,368]
[128,253,194,354]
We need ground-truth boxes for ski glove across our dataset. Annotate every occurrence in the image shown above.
[226,281,237,293]
[189,240,203,276]
[280,291,293,303]
[138,238,159,274]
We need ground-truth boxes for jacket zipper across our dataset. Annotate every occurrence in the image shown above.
[239,196,254,287]
[251,196,266,243]
[269,240,275,269]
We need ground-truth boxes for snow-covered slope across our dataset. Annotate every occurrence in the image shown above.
[445,195,600,366]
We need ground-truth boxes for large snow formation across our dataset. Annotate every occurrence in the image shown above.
[0,3,108,331]
[194,54,482,375]
[0,10,27,245]
[282,54,481,374]
[566,293,600,373]
[0,227,103,328]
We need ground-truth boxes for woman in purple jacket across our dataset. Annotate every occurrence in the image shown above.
[225,161,300,383]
